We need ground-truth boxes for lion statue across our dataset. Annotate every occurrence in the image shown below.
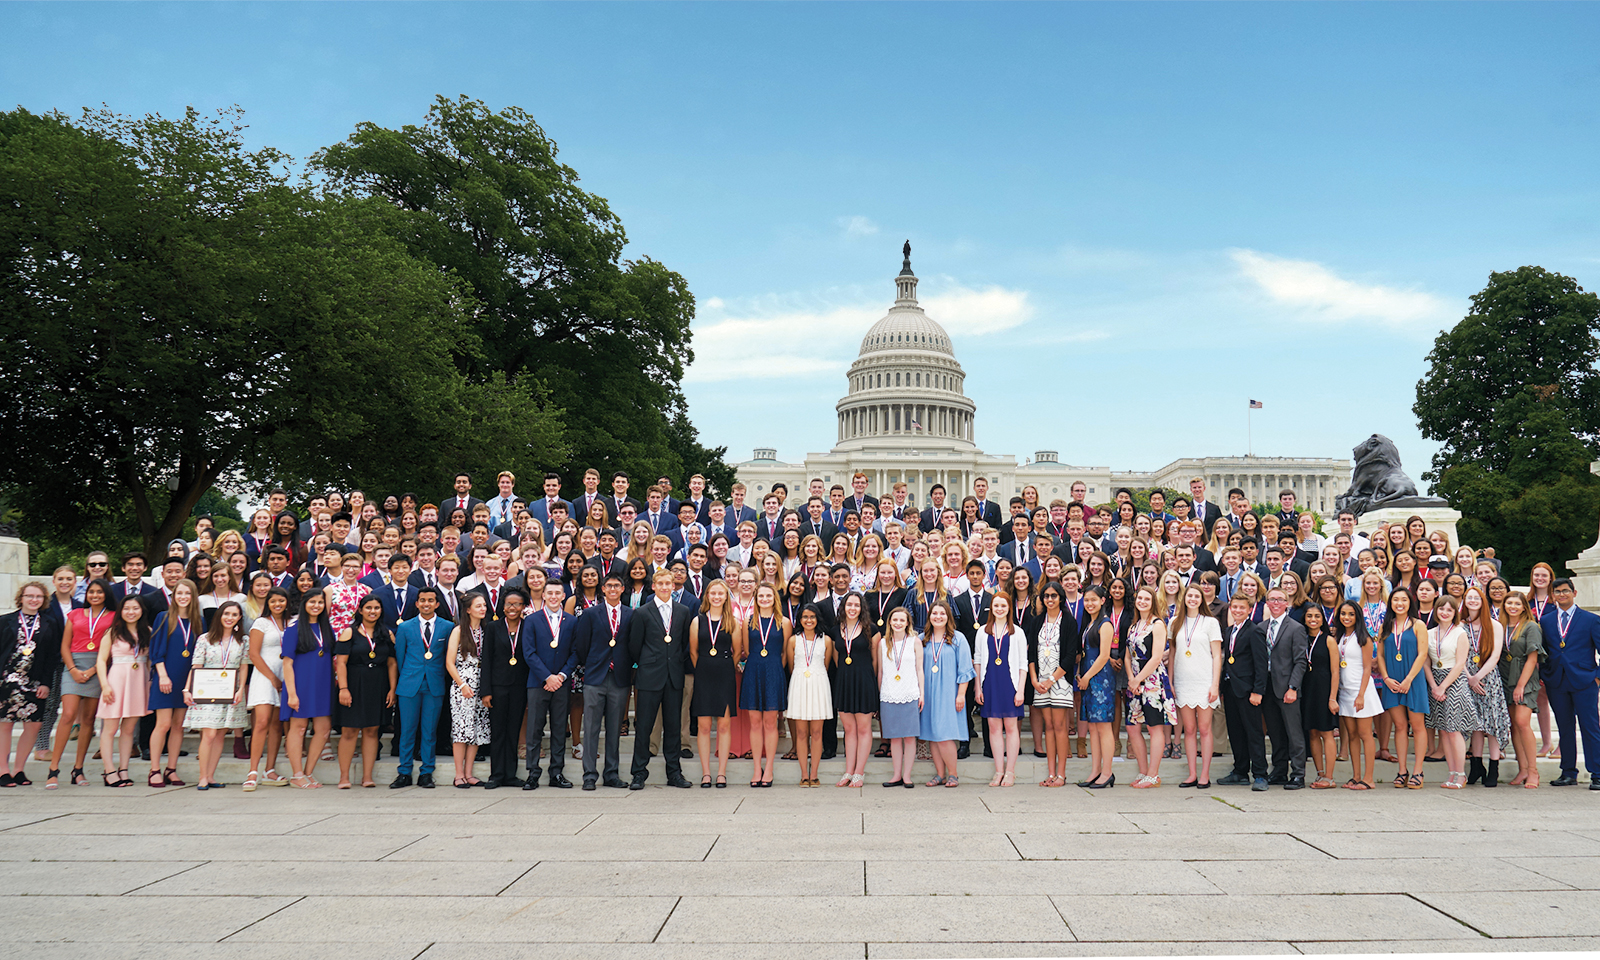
[1334,434,1421,517]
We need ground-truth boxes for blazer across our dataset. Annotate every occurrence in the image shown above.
[575,601,633,688]
[605,495,644,524]
[1540,604,1600,692]
[813,591,853,638]
[109,579,159,608]
[393,615,454,698]
[640,509,679,536]
[1220,620,1262,698]
[999,538,1049,567]
[442,494,485,517]
[919,504,951,533]
[373,582,419,634]
[568,490,605,525]
[1193,500,1224,529]
[1260,615,1310,699]
[1025,612,1082,684]
[478,618,530,691]
[728,504,758,526]
[950,588,992,643]
[974,499,1003,531]
[862,588,906,636]
[798,519,839,545]
[484,494,523,530]
[523,607,578,685]
[0,611,62,688]
[463,582,512,622]
[753,514,786,544]
[627,598,691,692]
[433,587,465,625]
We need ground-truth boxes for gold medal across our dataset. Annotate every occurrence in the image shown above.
[1395,653,1402,661]
[318,650,324,657]
[664,637,671,643]
[1561,641,1566,648]
[1227,656,1234,664]
[369,650,377,659]
[424,652,433,659]
[877,619,884,627]
[845,657,852,665]
[550,640,558,648]
[609,639,616,647]
[761,649,769,657]
[1184,650,1191,657]
[894,674,901,681]
[804,670,811,678]
[87,643,95,650]
[709,648,717,656]
[509,657,517,665]
[932,665,939,673]
[131,662,139,670]
[994,657,1002,665]
[181,650,190,658]
[1340,660,1348,668]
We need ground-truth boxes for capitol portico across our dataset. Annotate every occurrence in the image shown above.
[736,246,1351,513]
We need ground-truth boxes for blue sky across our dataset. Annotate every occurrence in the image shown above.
[6,2,1598,489]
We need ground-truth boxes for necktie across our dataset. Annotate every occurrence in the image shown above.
[693,573,702,594]
[1018,543,1027,564]
[609,605,619,636]
[423,620,432,644]
[661,602,672,629]
[490,587,498,610]
[1267,619,1280,653]
[395,587,404,610]
[1561,609,1572,634]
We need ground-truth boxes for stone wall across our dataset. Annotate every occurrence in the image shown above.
[0,537,30,613]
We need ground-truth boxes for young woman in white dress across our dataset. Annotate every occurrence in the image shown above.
[243,588,290,791]
[784,605,834,787]
[1332,600,1383,790]
[1168,585,1222,788]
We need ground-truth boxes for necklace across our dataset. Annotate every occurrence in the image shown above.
[756,615,774,657]
[890,634,909,682]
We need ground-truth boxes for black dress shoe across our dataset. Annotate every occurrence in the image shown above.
[1215,772,1250,786]
[819,751,836,760]
[1283,777,1306,790]
[522,779,539,790]
[604,777,627,789]
[482,779,501,790]
[418,774,435,789]
[388,774,412,789]
[582,779,597,791]
[629,778,646,790]
[666,775,693,788]
[1551,775,1579,786]
[679,748,694,759]
[549,774,573,789]
[503,777,526,788]
[1590,777,1600,791]
[1267,774,1287,785]
[956,743,970,760]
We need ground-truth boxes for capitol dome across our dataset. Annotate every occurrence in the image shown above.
[834,243,975,452]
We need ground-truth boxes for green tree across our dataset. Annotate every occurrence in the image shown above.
[0,106,565,556]
[1414,267,1600,579]
[312,95,728,496]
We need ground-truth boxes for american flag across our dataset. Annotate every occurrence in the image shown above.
[910,418,921,429]
[1248,399,1263,409]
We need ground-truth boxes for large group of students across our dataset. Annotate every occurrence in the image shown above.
[1,468,1597,794]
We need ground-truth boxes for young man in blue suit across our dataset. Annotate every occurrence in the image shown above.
[523,580,579,790]
[575,574,633,790]
[374,555,418,634]
[390,587,453,789]
[1540,578,1600,789]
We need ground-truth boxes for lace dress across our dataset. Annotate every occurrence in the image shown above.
[449,627,491,745]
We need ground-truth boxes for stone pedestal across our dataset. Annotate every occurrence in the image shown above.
[1354,505,1461,549]
[1566,460,1600,612]
[0,537,30,613]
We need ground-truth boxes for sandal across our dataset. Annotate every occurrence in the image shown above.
[926,775,946,787]
[944,775,959,787]
[1408,773,1424,789]
[45,768,60,790]
[1000,772,1015,787]
[453,777,470,788]
[701,776,713,788]
[1392,771,1408,788]
[837,775,853,787]
[289,774,314,789]
[242,771,259,792]
[1311,777,1336,789]
[873,743,890,758]
[103,771,128,788]
[1342,778,1359,789]
[988,773,1003,787]
[70,767,86,786]
[849,774,864,788]
[716,776,726,788]
[163,768,185,787]
[115,768,133,787]
[780,749,797,761]
[147,770,165,788]
[261,769,289,786]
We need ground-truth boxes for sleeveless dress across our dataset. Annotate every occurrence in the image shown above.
[336,627,392,728]
[1078,615,1117,724]
[186,636,248,729]
[1123,620,1176,727]
[785,633,833,721]
[878,634,921,738]
[449,628,491,745]
[832,624,879,714]
[690,615,737,719]
[280,622,333,720]
[1464,624,1511,743]
[1336,634,1385,718]
[738,616,787,712]
[97,636,150,720]
[1170,616,1220,710]
[246,618,285,708]
[1426,626,1478,732]
[0,615,46,722]
[1300,631,1338,733]
[1378,624,1429,714]
[146,616,197,711]
[1031,616,1074,708]
[979,630,1023,719]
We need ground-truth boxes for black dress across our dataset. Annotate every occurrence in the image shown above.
[1301,630,1338,734]
[832,624,879,714]
[690,614,737,719]
[336,627,393,728]
[863,589,904,637]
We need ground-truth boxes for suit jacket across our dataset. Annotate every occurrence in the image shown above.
[999,539,1047,567]
[1540,605,1600,693]
[1260,615,1309,699]
[523,607,578,685]
[393,615,453,698]
[407,567,443,591]
[919,504,950,533]
[478,618,530,691]
[878,501,915,527]
[814,591,853,637]
[584,554,627,583]
[843,494,875,518]
[434,587,465,625]
[463,582,511,622]
[950,588,992,643]
[568,490,605,525]
[110,579,159,609]
[798,519,839,545]
[753,514,787,544]
[575,601,633,688]
[373,582,419,634]
[1220,620,1262,698]
[442,494,485,517]
[526,496,571,535]
[0,611,62,687]
[641,509,679,536]
[680,497,712,525]
[628,598,690,692]
[975,499,1003,531]
[606,495,644,524]
[1051,537,1092,565]
[1193,500,1224,529]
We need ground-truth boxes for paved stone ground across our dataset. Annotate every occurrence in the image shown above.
[3,735,1599,958]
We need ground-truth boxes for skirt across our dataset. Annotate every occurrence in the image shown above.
[879,700,920,739]
[1470,670,1512,743]
[1426,667,1478,733]
[60,651,101,698]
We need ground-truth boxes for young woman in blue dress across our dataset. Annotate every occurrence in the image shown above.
[1077,585,1118,788]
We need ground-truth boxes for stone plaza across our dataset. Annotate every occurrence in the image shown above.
[3,744,1599,958]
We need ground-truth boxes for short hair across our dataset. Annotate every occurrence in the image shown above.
[1279,489,1295,499]
[121,551,147,564]
[1228,487,1245,499]
[1551,577,1576,593]
[929,483,945,495]
[387,553,412,570]
[415,586,443,604]
[498,471,516,483]
[830,562,852,577]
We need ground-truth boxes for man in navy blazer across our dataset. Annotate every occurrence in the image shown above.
[1540,578,1600,788]
[523,580,579,789]
[443,473,484,519]
[526,472,570,538]
[575,574,633,789]
[628,569,694,789]
[640,485,680,536]
[389,588,453,788]
[373,555,419,633]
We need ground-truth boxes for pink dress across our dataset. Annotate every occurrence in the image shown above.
[327,582,371,636]
[97,637,150,719]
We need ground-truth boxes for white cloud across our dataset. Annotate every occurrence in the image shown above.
[1231,249,1448,325]
[685,280,1036,383]
[838,215,879,237]
[701,296,724,310]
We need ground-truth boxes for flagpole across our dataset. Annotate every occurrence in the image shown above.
[1247,403,1253,457]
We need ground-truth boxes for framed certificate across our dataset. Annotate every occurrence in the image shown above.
[190,668,237,704]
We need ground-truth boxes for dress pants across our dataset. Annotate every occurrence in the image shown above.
[1549,683,1600,779]
[1221,690,1267,778]
[582,673,629,783]
[486,684,527,783]
[396,692,445,777]
[650,674,693,755]
[526,680,570,780]
[1261,695,1306,779]
[631,683,685,782]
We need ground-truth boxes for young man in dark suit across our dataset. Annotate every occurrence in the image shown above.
[575,574,633,789]
[1216,595,1268,788]
[374,555,419,634]
[523,580,579,790]
[1541,578,1600,788]
[1257,588,1309,790]
[443,473,483,519]
[627,570,693,789]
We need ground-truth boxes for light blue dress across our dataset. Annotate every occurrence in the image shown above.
[919,634,976,742]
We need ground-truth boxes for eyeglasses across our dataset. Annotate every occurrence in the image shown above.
[87,562,109,568]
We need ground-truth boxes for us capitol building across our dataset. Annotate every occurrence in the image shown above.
[735,245,1352,513]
